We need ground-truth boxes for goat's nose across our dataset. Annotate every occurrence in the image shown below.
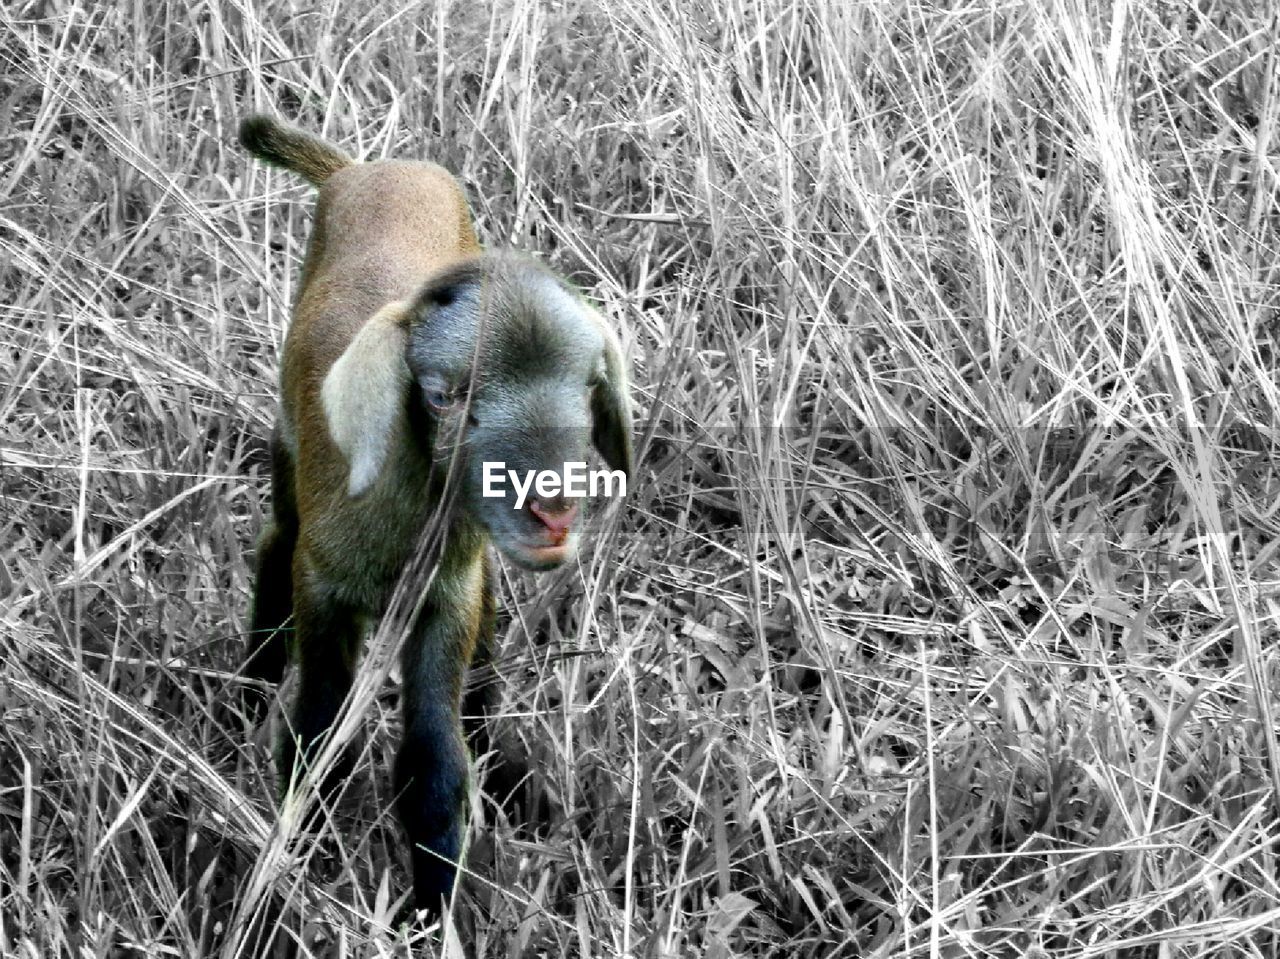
[529,496,579,544]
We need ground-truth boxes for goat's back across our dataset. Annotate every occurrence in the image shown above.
[280,160,482,587]
[287,161,480,386]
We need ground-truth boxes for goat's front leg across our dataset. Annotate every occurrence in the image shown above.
[460,555,540,820]
[396,551,486,915]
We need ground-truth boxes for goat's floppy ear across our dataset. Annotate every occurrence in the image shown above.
[590,317,635,479]
[321,301,412,497]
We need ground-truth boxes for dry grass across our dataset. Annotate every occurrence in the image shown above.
[3,0,1280,955]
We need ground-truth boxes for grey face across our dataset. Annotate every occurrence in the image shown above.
[405,254,629,571]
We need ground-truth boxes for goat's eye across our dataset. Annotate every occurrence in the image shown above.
[425,388,455,411]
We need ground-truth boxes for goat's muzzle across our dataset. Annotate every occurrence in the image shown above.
[529,496,579,545]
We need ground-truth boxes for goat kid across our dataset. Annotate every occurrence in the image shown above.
[238,115,633,914]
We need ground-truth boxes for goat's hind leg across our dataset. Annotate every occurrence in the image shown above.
[279,558,362,803]
[243,428,298,720]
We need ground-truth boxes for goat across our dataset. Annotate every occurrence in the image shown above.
[237,114,633,914]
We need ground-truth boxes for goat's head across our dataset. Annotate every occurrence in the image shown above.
[321,252,633,570]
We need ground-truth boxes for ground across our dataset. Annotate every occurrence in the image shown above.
[2,1,1279,956]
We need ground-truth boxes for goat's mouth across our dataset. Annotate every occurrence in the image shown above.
[502,539,575,571]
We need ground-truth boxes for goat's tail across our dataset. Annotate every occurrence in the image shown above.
[238,114,353,187]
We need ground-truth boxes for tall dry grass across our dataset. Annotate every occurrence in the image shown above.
[2,0,1278,955]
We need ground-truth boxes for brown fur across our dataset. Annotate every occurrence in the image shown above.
[241,117,489,914]
[240,114,630,916]
[282,160,482,597]
[238,114,354,186]
[287,164,478,473]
